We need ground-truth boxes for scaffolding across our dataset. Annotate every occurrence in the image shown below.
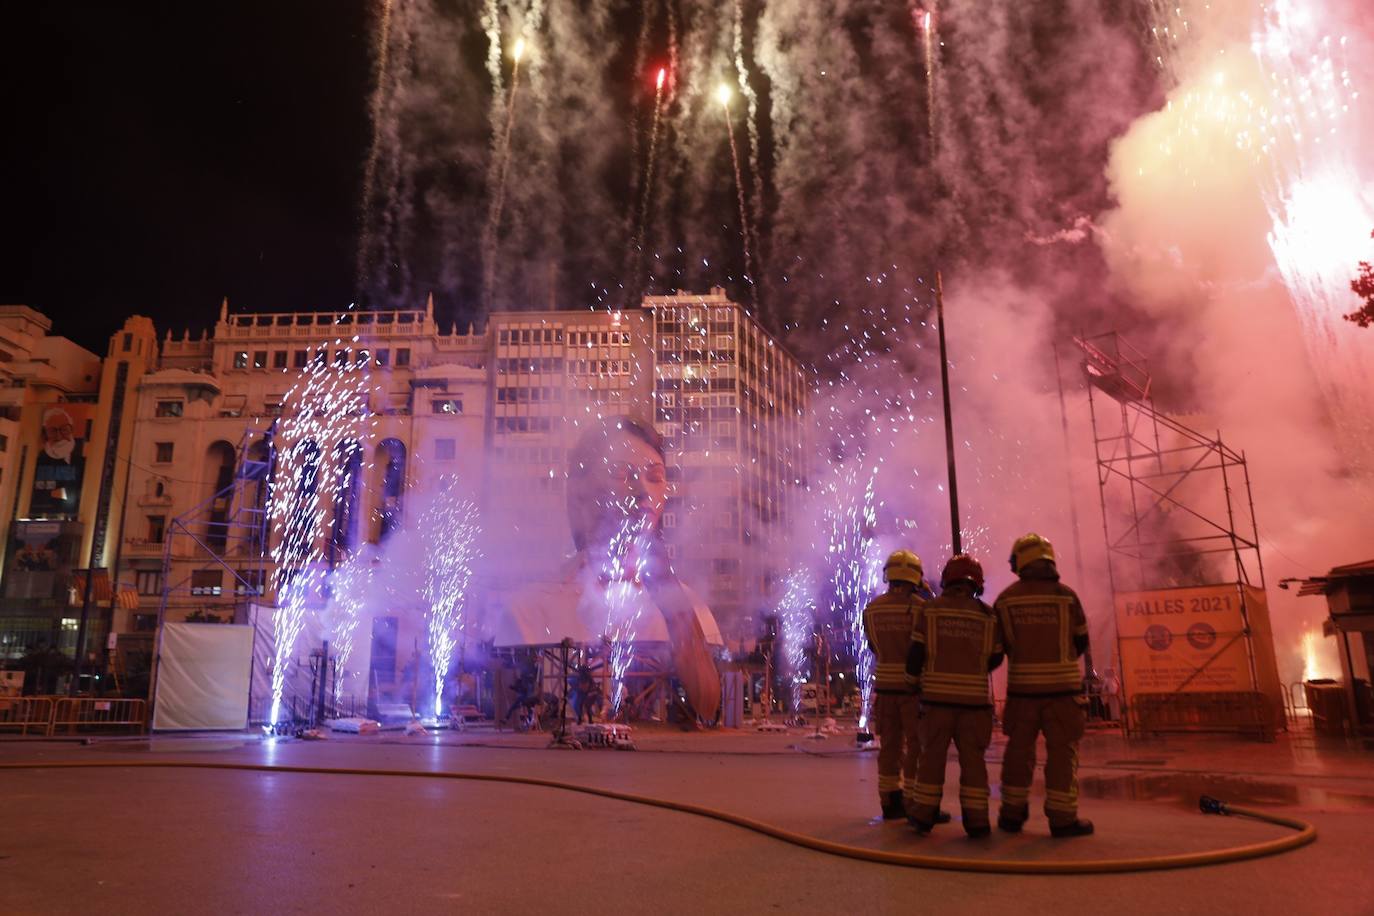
[1074,332,1282,737]
[156,430,272,625]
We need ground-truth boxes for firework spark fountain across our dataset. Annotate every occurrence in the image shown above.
[420,477,482,719]
[776,567,816,713]
[824,462,882,730]
[266,332,377,729]
[599,506,654,716]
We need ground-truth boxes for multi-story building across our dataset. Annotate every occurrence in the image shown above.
[1,289,807,699]
[0,306,156,674]
[643,289,809,629]
[117,298,488,699]
[484,290,809,634]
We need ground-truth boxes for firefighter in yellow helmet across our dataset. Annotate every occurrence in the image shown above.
[906,554,1004,837]
[861,549,932,820]
[995,533,1094,837]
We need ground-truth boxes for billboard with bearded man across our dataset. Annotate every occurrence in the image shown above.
[30,404,92,519]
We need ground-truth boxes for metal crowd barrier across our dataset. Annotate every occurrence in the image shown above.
[48,698,147,736]
[0,696,57,735]
[1130,690,1274,741]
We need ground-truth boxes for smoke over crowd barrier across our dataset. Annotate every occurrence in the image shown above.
[342,0,1373,688]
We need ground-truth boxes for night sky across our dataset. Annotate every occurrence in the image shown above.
[1,3,376,353]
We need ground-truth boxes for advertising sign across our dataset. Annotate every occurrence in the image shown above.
[30,403,93,519]
[1115,584,1255,694]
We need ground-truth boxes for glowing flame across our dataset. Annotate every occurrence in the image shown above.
[1301,629,1335,682]
[715,83,733,107]
[512,37,525,63]
[656,68,666,90]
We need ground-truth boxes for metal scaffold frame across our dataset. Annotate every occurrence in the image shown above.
[1074,332,1278,737]
[1075,332,1265,595]
[156,430,273,625]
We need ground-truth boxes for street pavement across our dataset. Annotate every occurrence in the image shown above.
[2,724,1372,915]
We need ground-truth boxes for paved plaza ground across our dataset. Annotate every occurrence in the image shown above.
[3,723,1372,915]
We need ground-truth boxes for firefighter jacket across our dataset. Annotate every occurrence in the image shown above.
[994,562,1090,697]
[909,592,1003,706]
[863,591,924,694]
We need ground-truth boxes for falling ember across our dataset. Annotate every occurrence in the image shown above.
[512,37,525,63]
[656,67,665,90]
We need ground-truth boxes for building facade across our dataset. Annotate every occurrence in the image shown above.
[1,290,808,699]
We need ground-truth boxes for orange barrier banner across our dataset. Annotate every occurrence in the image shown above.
[1115,584,1254,695]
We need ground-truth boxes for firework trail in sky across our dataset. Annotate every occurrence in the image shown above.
[1143,0,1374,459]
[733,0,766,306]
[421,478,482,718]
[1250,3,1374,457]
[629,68,669,294]
[266,329,376,728]
[355,0,395,294]
[481,34,527,311]
[718,84,757,307]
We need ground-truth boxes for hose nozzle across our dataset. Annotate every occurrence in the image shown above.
[1199,795,1229,815]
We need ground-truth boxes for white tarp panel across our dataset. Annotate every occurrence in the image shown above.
[153,623,254,731]
[492,580,724,648]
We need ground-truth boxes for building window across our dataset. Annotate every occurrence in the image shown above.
[273,351,288,369]
[136,570,164,596]
[154,442,174,463]
[190,569,224,597]
[334,349,348,366]
[147,515,166,544]
[293,350,308,368]
[253,351,267,369]
[356,349,370,366]
[375,349,390,368]
[431,399,463,415]
[499,330,510,344]
[122,332,133,352]
[233,351,249,369]
[396,348,411,367]
[435,439,456,460]
[155,400,184,418]
[0,433,7,452]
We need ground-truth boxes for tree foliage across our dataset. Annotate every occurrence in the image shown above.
[1347,230,1374,328]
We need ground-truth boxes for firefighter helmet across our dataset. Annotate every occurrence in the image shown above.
[883,549,924,586]
[941,554,986,596]
[1009,532,1056,574]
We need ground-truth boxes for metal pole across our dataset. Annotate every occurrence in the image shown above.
[934,271,962,555]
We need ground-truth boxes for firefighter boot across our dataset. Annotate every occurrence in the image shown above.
[1050,819,1095,838]
[881,790,906,820]
[997,806,1028,833]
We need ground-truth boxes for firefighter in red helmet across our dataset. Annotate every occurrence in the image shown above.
[995,533,1094,837]
[906,554,1004,837]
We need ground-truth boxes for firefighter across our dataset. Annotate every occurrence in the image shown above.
[906,555,1004,837]
[995,533,1095,837]
[862,549,928,820]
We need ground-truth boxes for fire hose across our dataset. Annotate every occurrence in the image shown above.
[0,760,1315,874]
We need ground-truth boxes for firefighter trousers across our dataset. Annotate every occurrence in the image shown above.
[999,694,1086,827]
[872,692,921,806]
[909,704,993,831]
